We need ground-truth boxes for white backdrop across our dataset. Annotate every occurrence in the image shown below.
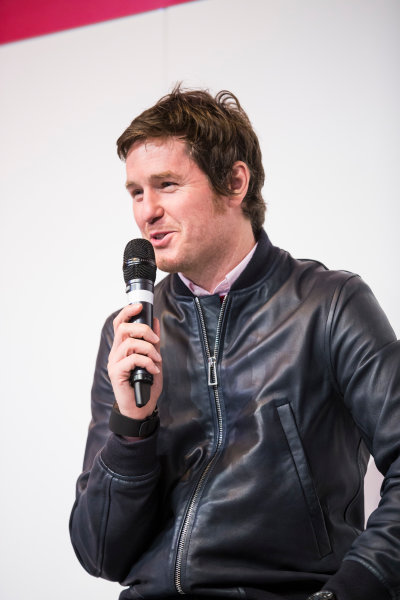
[0,1,399,598]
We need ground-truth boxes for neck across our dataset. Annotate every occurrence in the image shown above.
[182,226,256,293]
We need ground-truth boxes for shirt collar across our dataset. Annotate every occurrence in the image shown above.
[178,243,258,297]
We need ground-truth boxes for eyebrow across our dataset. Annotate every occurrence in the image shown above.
[125,171,181,189]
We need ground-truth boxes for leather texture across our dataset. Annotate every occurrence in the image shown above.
[70,231,400,600]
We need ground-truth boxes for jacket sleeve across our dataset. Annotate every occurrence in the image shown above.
[69,313,161,582]
[324,275,400,600]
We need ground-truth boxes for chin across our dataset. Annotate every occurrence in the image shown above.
[155,255,182,274]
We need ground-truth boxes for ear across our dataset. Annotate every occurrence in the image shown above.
[227,161,250,206]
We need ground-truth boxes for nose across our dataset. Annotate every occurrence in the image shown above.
[137,188,164,225]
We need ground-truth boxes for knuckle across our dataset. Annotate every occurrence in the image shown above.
[117,322,128,337]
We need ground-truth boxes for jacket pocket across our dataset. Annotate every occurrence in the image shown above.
[275,399,332,558]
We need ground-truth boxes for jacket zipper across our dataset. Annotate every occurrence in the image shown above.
[174,295,228,595]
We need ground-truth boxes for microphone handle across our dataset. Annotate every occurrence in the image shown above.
[129,301,154,407]
[126,278,154,408]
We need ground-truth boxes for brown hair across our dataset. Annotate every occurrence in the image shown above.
[117,85,266,235]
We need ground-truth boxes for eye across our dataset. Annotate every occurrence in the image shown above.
[161,181,177,190]
[131,189,143,200]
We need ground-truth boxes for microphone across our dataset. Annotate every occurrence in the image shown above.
[123,238,157,407]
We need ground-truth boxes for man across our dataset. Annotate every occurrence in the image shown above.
[70,87,400,600]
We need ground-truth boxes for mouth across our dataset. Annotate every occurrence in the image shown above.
[149,231,174,247]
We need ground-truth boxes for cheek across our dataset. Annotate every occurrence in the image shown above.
[132,204,144,229]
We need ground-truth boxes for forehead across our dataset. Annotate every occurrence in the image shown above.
[126,137,190,168]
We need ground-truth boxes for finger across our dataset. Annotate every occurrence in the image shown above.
[112,303,143,333]
[112,321,160,351]
[153,317,161,338]
[108,353,161,383]
[110,336,162,364]
[153,318,162,354]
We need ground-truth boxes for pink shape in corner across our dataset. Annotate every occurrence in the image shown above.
[0,0,195,45]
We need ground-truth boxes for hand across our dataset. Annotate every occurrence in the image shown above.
[107,303,163,420]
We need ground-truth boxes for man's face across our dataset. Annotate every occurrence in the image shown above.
[125,137,233,287]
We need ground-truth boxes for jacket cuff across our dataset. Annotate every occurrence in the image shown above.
[100,431,159,476]
[325,559,391,600]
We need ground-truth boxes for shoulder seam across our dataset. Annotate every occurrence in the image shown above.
[324,273,360,396]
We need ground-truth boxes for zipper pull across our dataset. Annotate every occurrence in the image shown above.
[208,357,218,386]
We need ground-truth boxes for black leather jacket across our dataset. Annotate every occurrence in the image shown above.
[70,231,400,600]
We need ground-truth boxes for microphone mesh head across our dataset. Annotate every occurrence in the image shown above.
[123,238,156,283]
